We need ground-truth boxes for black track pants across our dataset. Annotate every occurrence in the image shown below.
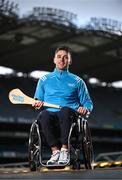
[37,107,77,147]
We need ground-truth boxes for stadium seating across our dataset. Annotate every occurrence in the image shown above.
[0,77,122,163]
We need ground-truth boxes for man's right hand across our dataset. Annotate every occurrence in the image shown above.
[32,100,44,109]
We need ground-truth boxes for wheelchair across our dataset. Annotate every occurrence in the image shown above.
[28,112,94,171]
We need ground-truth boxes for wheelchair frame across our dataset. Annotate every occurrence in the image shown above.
[28,114,94,171]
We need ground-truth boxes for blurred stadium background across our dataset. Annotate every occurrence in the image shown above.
[0,0,122,167]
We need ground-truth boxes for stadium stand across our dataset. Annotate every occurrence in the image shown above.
[0,76,122,163]
[0,76,38,163]
[0,0,122,165]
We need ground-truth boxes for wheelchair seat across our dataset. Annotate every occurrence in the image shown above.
[28,113,94,171]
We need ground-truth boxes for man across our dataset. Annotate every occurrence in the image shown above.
[32,46,93,165]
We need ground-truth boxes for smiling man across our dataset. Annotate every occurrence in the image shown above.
[32,46,93,165]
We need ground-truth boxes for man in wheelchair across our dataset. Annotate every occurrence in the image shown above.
[32,46,93,166]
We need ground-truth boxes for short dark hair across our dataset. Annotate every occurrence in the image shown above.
[55,46,72,55]
[54,46,72,65]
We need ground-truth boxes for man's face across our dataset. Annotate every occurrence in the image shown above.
[54,50,70,70]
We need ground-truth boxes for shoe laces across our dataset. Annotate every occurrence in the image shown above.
[52,150,60,155]
[59,149,68,161]
[50,150,60,161]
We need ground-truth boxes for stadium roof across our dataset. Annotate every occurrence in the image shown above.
[0,10,122,83]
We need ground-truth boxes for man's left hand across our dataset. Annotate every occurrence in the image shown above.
[77,106,88,115]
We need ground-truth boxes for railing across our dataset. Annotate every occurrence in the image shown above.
[95,151,122,162]
[85,17,122,36]
[23,7,77,28]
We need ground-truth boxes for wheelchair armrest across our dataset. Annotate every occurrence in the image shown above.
[76,111,90,132]
[77,111,90,119]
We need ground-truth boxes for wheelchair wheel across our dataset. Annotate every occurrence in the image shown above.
[82,119,94,170]
[28,120,41,171]
[72,160,81,170]
[69,123,83,170]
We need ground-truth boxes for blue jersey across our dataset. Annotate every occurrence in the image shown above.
[34,69,93,112]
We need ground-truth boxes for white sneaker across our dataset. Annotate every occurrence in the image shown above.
[58,149,70,164]
[47,150,60,165]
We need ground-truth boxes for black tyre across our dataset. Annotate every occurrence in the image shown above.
[28,121,41,171]
[82,119,94,170]
[72,160,81,170]
[30,161,37,171]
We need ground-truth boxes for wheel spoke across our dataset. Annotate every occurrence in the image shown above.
[82,120,94,169]
[28,122,41,171]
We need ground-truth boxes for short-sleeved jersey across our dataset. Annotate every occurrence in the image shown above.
[34,69,93,112]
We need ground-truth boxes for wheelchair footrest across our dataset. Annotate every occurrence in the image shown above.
[40,160,70,168]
